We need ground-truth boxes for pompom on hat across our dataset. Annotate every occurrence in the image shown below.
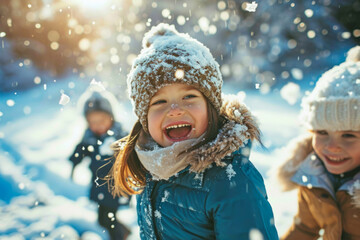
[300,45,360,131]
[127,23,223,132]
[346,45,360,62]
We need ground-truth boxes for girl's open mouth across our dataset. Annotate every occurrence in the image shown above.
[324,155,350,165]
[164,123,192,141]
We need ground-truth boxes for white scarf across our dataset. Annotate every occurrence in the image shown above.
[135,130,201,180]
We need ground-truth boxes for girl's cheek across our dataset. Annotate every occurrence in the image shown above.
[312,136,322,152]
[185,103,202,110]
[343,140,360,148]
[150,106,166,115]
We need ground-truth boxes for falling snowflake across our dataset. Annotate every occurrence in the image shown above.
[175,69,184,79]
[245,2,258,12]
[249,228,263,240]
[302,175,308,183]
[87,145,95,152]
[6,99,15,107]
[59,93,70,105]
[97,193,104,200]
[280,82,301,105]
[18,182,25,190]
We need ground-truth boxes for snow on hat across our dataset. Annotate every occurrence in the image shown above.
[300,45,360,131]
[84,91,114,118]
[346,45,360,62]
[127,23,223,131]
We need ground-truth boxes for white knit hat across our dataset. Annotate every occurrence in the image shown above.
[300,45,360,131]
[127,23,223,132]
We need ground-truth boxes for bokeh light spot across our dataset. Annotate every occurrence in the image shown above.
[48,30,60,42]
[6,99,15,107]
[50,42,59,50]
[78,38,91,51]
[304,9,314,18]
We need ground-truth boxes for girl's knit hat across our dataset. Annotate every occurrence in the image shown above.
[127,23,223,131]
[300,45,360,131]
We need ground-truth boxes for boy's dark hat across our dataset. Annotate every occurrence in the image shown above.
[84,91,114,118]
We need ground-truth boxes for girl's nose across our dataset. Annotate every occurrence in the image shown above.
[167,103,184,117]
[326,138,342,152]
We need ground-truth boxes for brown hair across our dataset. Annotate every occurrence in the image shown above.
[109,100,224,197]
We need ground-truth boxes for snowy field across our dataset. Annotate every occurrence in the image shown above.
[0,77,306,239]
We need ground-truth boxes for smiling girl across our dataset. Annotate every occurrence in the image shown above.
[277,46,360,240]
[108,23,279,240]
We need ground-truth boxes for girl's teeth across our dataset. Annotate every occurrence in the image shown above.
[166,124,191,129]
[328,157,345,161]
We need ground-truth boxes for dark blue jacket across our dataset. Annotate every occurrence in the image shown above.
[136,146,279,240]
[70,121,128,209]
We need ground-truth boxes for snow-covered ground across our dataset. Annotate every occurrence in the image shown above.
[0,77,305,239]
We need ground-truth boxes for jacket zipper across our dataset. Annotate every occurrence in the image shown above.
[150,181,161,239]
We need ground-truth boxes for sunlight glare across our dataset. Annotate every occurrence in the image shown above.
[70,0,112,11]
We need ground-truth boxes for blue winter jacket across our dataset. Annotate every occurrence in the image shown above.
[136,145,279,240]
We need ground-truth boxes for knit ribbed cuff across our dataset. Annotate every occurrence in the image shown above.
[301,98,360,131]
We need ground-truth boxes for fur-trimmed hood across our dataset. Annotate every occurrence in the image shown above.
[276,134,360,208]
[277,134,313,191]
[186,94,260,172]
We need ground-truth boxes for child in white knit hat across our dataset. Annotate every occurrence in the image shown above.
[109,23,279,239]
[277,46,360,240]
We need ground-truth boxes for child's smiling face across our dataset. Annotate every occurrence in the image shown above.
[312,130,360,174]
[147,83,208,147]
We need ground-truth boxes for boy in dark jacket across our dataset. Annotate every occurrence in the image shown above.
[69,90,131,240]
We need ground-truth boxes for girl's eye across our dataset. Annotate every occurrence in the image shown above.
[184,94,197,100]
[151,100,166,106]
[315,130,328,136]
[342,133,356,138]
